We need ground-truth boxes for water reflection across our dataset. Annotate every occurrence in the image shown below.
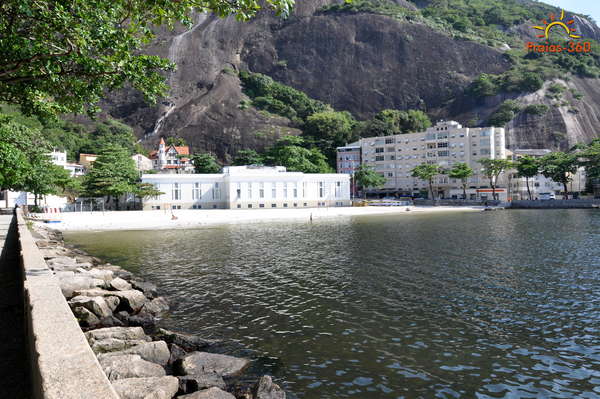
[66,210,600,398]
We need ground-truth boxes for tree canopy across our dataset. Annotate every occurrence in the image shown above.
[265,136,333,174]
[354,164,386,197]
[448,162,474,199]
[412,163,442,200]
[191,153,221,174]
[515,155,539,200]
[539,151,579,199]
[0,0,294,118]
[232,149,264,166]
[478,158,513,200]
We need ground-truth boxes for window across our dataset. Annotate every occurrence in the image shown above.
[284,203,288,208]
[427,143,436,149]
[272,185,276,198]
[385,138,395,144]
[259,204,265,208]
[236,183,241,200]
[386,147,395,152]
[438,150,449,157]
[375,156,384,161]
[293,183,298,198]
[271,204,276,208]
[172,205,181,209]
[259,183,264,198]
[172,183,180,200]
[319,182,324,198]
[237,204,241,208]
[387,172,393,177]
[248,183,252,199]
[284,184,288,198]
[437,142,449,148]
[248,204,253,208]
[293,203,298,207]
[212,205,217,209]
[335,181,341,197]
[213,182,220,200]
[303,203,308,206]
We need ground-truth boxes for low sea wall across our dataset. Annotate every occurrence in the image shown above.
[510,200,600,209]
[16,209,119,398]
[414,199,501,207]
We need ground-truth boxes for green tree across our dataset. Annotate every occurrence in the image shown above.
[133,182,164,210]
[166,137,187,147]
[0,114,49,191]
[412,163,443,200]
[360,109,431,137]
[191,153,221,174]
[354,164,386,198]
[448,162,474,199]
[515,155,539,200]
[539,151,579,199]
[488,100,521,127]
[84,119,137,155]
[266,136,333,174]
[478,159,513,200]
[83,144,138,209]
[232,149,264,166]
[0,0,294,118]
[303,111,356,165]
[23,160,67,207]
[579,139,600,182]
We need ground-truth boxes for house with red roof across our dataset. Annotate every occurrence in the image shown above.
[149,137,194,173]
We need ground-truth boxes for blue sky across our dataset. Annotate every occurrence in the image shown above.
[540,1,600,24]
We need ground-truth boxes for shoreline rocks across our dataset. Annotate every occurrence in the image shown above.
[31,223,287,399]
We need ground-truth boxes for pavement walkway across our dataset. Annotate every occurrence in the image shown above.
[0,214,31,398]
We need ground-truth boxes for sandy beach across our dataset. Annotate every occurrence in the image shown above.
[31,206,488,231]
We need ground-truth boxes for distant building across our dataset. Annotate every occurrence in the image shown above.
[132,153,153,172]
[337,121,509,200]
[336,142,361,197]
[149,137,194,173]
[50,150,85,177]
[79,153,98,169]
[141,165,351,210]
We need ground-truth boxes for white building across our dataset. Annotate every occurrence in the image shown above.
[141,166,351,210]
[132,153,154,172]
[339,121,508,200]
[50,149,85,176]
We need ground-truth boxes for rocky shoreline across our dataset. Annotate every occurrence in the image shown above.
[31,222,286,399]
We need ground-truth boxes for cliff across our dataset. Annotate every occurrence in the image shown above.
[101,0,600,160]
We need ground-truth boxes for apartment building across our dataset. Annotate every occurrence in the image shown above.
[337,121,508,200]
[141,165,351,210]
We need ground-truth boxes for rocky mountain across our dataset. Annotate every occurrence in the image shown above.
[101,0,600,160]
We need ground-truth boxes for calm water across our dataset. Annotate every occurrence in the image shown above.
[65,210,600,399]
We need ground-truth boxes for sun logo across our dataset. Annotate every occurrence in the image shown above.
[533,10,581,40]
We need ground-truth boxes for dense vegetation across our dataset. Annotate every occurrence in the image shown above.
[239,70,431,169]
[0,104,144,161]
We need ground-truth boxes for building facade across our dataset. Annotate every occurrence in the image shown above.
[132,154,154,172]
[141,166,351,210]
[50,150,85,176]
[338,121,508,200]
[149,137,194,173]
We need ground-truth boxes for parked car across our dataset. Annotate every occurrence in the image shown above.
[539,192,556,200]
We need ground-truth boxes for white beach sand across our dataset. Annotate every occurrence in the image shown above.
[32,206,487,232]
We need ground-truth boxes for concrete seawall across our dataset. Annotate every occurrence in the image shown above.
[16,209,119,398]
[510,200,600,209]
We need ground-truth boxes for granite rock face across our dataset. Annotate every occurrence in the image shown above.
[99,354,166,381]
[99,0,600,159]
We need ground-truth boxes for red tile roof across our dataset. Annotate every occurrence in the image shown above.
[172,146,190,155]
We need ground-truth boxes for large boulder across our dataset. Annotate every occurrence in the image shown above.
[46,256,77,266]
[131,280,158,299]
[72,306,100,327]
[124,311,157,330]
[177,373,226,394]
[74,289,147,312]
[156,329,215,352]
[99,354,166,381]
[69,295,113,319]
[59,276,104,297]
[179,387,235,399]
[177,352,250,378]
[142,297,169,316]
[100,341,171,366]
[253,376,286,399]
[86,326,149,342]
[112,376,179,399]
[110,277,133,291]
[88,269,115,283]
[90,338,149,354]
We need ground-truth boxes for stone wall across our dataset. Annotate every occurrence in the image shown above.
[16,209,120,399]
